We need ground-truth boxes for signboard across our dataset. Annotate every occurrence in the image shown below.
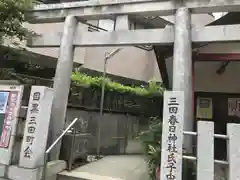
[0,92,9,114]
[0,85,23,165]
[0,91,18,147]
[0,92,9,140]
[19,86,53,168]
[228,98,240,116]
[160,91,184,180]
[196,97,213,119]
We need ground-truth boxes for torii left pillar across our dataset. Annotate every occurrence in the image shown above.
[49,15,77,160]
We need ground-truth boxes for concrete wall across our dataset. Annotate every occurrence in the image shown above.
[165,42,240,93]
[83,46,159,81]
[65,108,149,154]
[7,19,161,82]
[22,22,86,65]
[194,61,240,93]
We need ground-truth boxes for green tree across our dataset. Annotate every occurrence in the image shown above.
[0,0,36,41]
[139,117,162,180]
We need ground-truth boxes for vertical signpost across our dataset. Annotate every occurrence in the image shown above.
[20,86,53,168]
[160,91,184,180]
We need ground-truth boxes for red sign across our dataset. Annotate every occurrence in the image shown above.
[156,166,160,180]
[0,92,18,148]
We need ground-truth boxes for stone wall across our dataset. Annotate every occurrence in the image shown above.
[65,108,149,155]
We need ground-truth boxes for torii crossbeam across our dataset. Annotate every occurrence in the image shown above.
[29,0,240,22]
[27,1,240,168]
[28,24,240,47]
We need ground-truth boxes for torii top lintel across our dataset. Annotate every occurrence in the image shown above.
[29,0,240,23]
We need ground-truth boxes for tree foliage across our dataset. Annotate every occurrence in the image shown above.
[138,117,162,180]
[0,0,36,41]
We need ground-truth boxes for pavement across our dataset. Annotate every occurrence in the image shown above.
[58,155,148,180]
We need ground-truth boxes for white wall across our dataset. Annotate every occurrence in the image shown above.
[26,22,87,65]
[83,46,160,81]
[195,43,240,93]
[195,61,240,93]
[81,19,161,81]
[3,22,87,65]
[164,43,240,93]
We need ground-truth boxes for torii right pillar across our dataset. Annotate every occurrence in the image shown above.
[172,7,193,153]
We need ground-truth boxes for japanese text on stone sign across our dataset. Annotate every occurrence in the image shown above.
[24,92,41,158]
[166,97,179,180]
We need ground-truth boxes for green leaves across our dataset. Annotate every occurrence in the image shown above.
[138,117,162,180]
[71,72,164,96]
[0,0,36,41]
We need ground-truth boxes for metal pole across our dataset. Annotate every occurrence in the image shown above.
[172,7,193,152]
[46,118,79,154]
[96,55,107,157]
[49,15,78,160]
[96,48,122,157]
[42,117,78,180]
[100,56,108,118]
[68,127,77,171]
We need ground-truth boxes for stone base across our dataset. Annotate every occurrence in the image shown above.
[8,166,42,180]
[5,160,66,180]
[46,160,66,178]
[0,164,7,177]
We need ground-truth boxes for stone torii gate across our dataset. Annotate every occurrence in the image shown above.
[27,0,240,160]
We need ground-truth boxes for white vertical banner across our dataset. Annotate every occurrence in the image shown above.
[19,86,53,168]
[160,91,184,180]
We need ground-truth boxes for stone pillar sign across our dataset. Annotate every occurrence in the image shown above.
[19,86,53,168]
[160,91,184,180]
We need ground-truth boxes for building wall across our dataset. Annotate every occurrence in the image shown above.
[15,19,162,82]
[165,43,240,93]
[24,22,87,65]
[83,46,159,81]
[194,61,240,93]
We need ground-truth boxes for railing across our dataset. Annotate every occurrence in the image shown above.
[177,121,238,180]
[42,117,80,180]
[183,130,229,165]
